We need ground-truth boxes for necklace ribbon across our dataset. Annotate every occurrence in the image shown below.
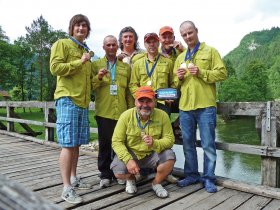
[136,112,151,133]
[107,58,117,83]
[184,42,200,61]
[69,36,94,57]
[145,54,160,78]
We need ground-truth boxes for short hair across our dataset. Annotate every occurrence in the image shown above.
[68,14,91,38]
[103,35,117,45]
[118,26,140,51]
[179,20,197,30]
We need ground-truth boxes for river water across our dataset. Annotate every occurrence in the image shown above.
[173,116,261,184]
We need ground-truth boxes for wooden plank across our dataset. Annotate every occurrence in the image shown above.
[182,188,239,210]
[262,199,280,210]
[261,117,279,187]
[236,195,271,210]
[211,190,253,210]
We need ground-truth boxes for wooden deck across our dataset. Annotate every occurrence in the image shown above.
[1,134,280,210]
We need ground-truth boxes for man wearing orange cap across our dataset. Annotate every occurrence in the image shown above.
[110,86,176,198]
[129,32,174,116]
[159,26,185,62]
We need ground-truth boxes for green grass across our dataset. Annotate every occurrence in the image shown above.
[0,108,98,142]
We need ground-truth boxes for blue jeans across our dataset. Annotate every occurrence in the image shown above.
[179,107,217,181]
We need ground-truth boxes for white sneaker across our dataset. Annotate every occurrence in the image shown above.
[117,179,126,185]
[126,179,137,194]
[165,174,178,184]
[152,183,168,198]
[61,187,82,204]
[100,179,111,188]
[71,177,92,190]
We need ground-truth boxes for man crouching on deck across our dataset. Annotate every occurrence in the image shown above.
[110,86,176,198]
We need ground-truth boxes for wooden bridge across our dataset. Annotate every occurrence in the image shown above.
[0,101,280,209]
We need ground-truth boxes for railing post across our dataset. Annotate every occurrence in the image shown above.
[261,101,279,187]
[7,104,14,132]
[44,102,55,142]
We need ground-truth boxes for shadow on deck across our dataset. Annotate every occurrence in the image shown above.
[1,134,280,210]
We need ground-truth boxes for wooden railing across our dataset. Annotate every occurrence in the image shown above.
[0,101,279,188]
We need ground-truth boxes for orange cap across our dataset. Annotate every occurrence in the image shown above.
[135,86,155,100]
[159,26,174,35]
[144,33,159,42]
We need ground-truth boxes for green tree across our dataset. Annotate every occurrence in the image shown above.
[218,77,250,102]
[24,15,67,101]
[0,26,9,41]
[241,60,269,101]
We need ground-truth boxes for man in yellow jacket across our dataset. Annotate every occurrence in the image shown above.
[110,86,176,198]
[129,33,174,116]
[174,20,227,193]
[92,35,133,188]
[50,14,93,204]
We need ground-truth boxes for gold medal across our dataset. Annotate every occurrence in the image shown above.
[147,80,152,86]
[89,51,94,57]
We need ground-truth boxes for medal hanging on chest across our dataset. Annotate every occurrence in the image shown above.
[136,112,151,139]
[145,55,160,87]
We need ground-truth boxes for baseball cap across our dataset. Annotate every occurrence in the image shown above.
[159,26,174,35]
[144,33,159,42]
[135,86,155,100]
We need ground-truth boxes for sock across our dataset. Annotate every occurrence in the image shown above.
[63,185,71,192]
[70,176,77,184]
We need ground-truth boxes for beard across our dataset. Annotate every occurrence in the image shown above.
[137,106,152,117]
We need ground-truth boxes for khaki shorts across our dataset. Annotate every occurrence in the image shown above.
[110,149,176,175]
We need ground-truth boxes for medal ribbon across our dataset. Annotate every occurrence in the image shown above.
[136,112,151,133]
[184,42,200,61]
[107,58,117,83]
[161,46,176,56]
[69,36,91,52]
[145,54,160,78]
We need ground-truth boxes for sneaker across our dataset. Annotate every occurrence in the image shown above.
[177,176,200,187]
[100,179,111,188]
[117,179,126,185]
[135,174,147,182]
[152,183,168,198]
[204,179,217,193]
[126,179,137,194]
[165,174,178,183]
[72,177,92,190]
[61,187,82,204]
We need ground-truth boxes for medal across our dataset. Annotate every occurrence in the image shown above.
[89,51,94,57]
[180,62,187,69]
[147,80,152,86]
[141,129,145,138]
[188,62,194,68]
[122,57,129,64]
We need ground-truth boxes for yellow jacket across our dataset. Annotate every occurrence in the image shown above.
[50,38,93,108]
[173,42,227,111]
[92,57,133,120]
[130,53,174,98]
[112,108,175,164]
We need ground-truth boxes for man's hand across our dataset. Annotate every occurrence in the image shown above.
[177,68,186,80]
[143,135,153,147]
[81,52,91,64]
[126,159,140,175]
[173,41,185,52]
[188,64,199,76]
[97,68,109,80]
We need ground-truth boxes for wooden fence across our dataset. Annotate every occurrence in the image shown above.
[0,101,279,188]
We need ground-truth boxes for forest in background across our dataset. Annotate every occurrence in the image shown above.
[0,16,279,102]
